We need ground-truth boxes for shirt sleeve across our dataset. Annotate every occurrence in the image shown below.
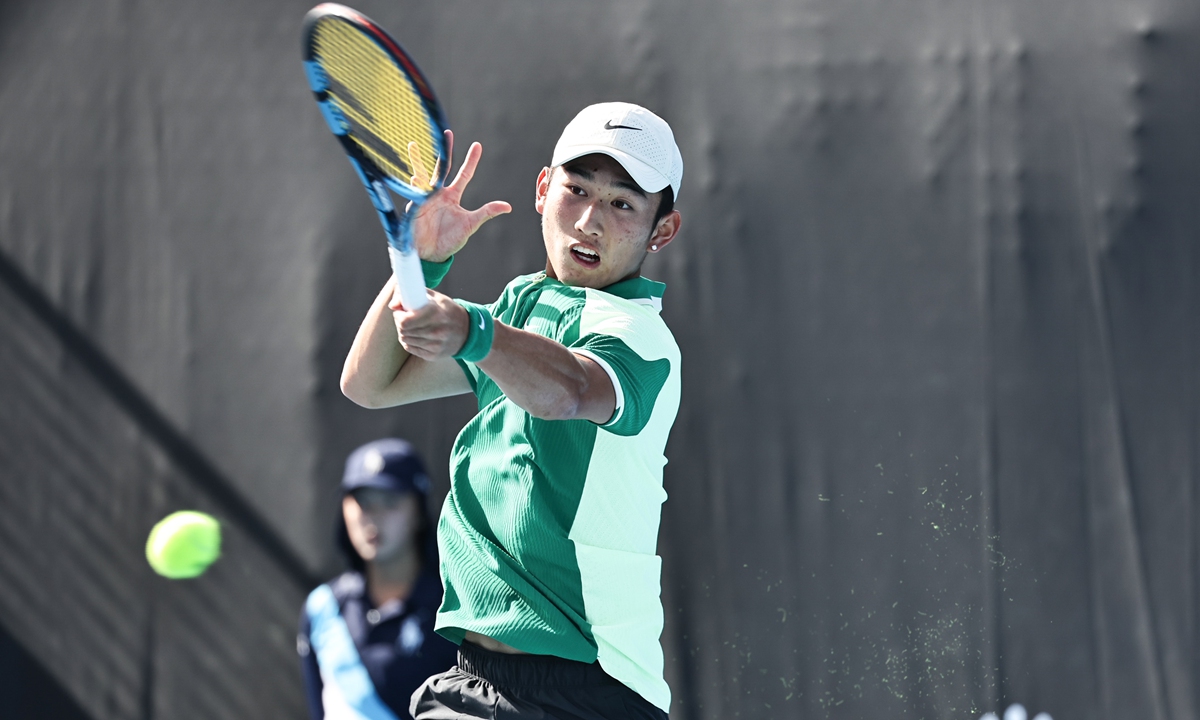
[570,319,672,437]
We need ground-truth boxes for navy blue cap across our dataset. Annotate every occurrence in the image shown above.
[341,438,431,496]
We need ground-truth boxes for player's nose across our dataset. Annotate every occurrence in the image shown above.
[574,202,604,236]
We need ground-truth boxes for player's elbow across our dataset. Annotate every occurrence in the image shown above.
[528,398,583,422]
[527,396,582,421]
[525,384,588,421]
[344,391,388,410]
[340,381,372,408]
[340,371,386,409]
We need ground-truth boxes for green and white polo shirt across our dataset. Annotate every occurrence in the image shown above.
[434,271,681,712]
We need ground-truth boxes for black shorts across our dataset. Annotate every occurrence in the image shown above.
[409,642,669,720]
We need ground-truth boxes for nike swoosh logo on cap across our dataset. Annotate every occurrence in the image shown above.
[604,120,641,131]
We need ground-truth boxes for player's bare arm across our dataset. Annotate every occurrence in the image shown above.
[390,296,618,423]
[340,278,471,408]
[482,323,617,423]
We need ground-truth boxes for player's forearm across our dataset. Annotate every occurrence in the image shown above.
[476,323,612,422]
[477,324,588,419]
[341,281,411,407]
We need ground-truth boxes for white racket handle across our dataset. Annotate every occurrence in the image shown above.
[388,245,428,310]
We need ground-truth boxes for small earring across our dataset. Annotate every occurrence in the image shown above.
[651,244,658,250]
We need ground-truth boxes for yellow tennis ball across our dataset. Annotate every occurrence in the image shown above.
[145,511,222,579]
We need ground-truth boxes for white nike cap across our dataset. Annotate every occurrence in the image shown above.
[551,102,684,200]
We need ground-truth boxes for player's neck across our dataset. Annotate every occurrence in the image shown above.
[365,545,420,606]
[542,259,645,288]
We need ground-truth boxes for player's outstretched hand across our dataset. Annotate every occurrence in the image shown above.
[410,129,511,263]
[389,288,471,360]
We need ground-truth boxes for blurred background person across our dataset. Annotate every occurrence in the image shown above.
[297,438,457,720]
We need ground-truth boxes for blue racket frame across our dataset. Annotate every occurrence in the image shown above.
[302,3,450,309]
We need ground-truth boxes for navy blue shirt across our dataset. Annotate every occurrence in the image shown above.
[297,568,458,720]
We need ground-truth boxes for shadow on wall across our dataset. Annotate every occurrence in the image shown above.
[0,622,92,720]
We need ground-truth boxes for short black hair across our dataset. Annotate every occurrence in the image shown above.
[653,186,675,225]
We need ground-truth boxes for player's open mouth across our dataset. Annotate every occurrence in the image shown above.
[570,245,601,268]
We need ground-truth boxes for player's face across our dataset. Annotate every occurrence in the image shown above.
[343,488,420,563]
[536,155,678,288]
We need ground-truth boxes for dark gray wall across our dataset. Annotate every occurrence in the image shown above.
[0,252,310,718]
[0,622,91,720]
[1,0,1197,719]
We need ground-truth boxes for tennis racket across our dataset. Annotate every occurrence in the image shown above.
[302,3,449,310]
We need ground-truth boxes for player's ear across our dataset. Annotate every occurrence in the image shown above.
[534,167,552,214]
[647,210,681,253]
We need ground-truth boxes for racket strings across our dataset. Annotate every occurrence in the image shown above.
[312,18,441,192]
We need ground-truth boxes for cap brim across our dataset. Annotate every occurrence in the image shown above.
[553,144,673,196]
[342,474,409,494]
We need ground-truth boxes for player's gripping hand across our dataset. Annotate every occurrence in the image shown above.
[389,288,471,360]
[408,130,512,263]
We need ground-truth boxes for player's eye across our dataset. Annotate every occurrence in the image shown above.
[613,199,633,210]
[566,184,586,196]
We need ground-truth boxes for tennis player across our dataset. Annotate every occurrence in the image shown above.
[341,102,683,719]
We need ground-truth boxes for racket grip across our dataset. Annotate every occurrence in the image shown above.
[388,245,429,310]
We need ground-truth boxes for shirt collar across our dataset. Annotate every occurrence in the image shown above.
[539,273,667,313]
